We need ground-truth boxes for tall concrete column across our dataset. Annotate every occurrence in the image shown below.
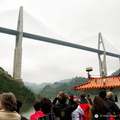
[13,6,23,84]
[98,32,107,77]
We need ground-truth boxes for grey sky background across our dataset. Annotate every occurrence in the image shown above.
[0,0,120,84]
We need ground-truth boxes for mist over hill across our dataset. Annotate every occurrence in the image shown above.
[38,76,88,99]
[24,81,52,93]
[24,76,88,99]
[24,78,72,94]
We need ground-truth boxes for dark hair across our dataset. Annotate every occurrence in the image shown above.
[1,92,17,112]
[99,90,106,99]
[33,101,41,111]
[58,93,67,104]
[40,97,52,114]
[93,96,110,114]
[16,99,22,113]
[70,95,73,99]
[80,93,86,98]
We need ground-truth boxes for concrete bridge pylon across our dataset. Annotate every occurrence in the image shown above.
[13,6,23,84]
[98,32,107,77]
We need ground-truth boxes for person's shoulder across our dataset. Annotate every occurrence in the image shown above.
[105,98,115,106]
[54,103,68,108]
[55,116,60,120]
[106,99,120,109]
[38,113,60,120]
[21,115,28,120]
[0,109,4,113]
[106,97,115,102]
[30,113,35,118]
[80,99,88,104]
[105,99,115,105]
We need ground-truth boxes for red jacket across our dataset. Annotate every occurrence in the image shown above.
[30,110,44,120]
[80,99,89,120]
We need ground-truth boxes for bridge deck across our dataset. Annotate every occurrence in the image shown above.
[0,27,120,58]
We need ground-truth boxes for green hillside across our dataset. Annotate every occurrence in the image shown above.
[38,76,88,99]
[24,81,52,94]
[0,67,37,103]
[24,78,72,94]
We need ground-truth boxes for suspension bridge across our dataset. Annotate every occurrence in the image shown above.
[0,6,120,83]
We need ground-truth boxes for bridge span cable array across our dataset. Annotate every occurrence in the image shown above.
[102,37,120,55]
[76,35,120,55]
[0,27,120,58]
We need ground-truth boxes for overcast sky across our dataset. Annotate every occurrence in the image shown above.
[0,0,120,84]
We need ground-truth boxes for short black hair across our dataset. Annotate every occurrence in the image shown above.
[58,93,67,104]
[16,99,22,113]
[33,101,41,111]
[80,93,86,98]
[40,97,52,114]
[99,90,106,99]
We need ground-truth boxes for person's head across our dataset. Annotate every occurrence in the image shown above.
[1,92,17,112]
[16,99,22,113]
[93,96,109,113]
[80,93,86,99]
[40,97,52,115]
[107,91,113,98]
[99,89,106,99]
[33,101,41,111]
[70,95,73,99]
[58,93,68,104]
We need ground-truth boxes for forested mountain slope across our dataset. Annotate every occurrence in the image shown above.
[38,76,88,99]
[0,67,37,103]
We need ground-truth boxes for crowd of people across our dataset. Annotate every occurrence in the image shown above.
[0,90,120,120]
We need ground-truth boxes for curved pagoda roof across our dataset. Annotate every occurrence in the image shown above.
[74,76,120,91]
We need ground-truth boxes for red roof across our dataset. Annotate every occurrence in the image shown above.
[74,76,120,91]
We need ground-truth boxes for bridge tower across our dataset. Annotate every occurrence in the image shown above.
[13,6,23,84]
[98,32,107,77]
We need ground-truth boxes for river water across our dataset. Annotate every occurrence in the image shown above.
[21,103,35,119]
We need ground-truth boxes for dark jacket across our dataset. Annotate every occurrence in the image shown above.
[53,97,78,120]
[38,112,60,120]
[104,98,120,115]
[21,115,27,120]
